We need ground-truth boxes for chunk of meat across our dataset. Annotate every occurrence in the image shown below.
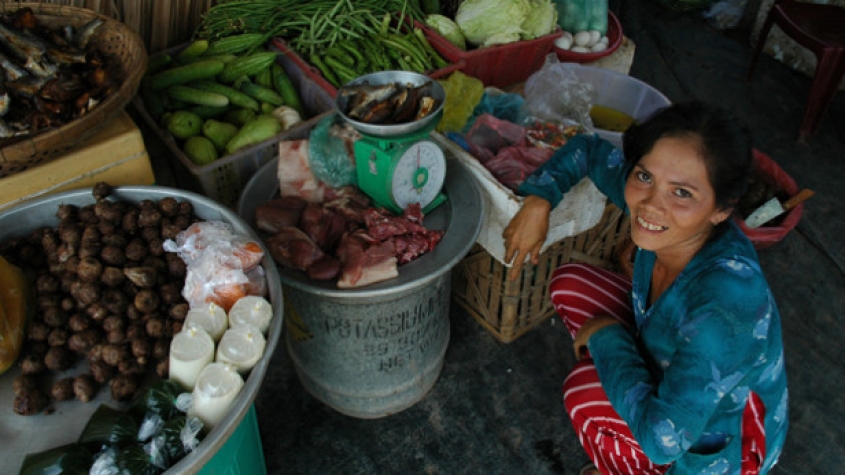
[299,203,347,251]
[336,232,398,289]
[265,227,325,271]
[254,196,308,234]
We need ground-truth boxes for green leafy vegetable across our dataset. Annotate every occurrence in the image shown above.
[425,14,466,50]
[522,0,559,40]
[454,0,559,47]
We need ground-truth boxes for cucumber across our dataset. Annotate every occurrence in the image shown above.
[225,115,281,154]
[202,119,240,152]
[223,108,257,127]
[191,80,260,111]
[150,59,225,91]
[184,135,219,165]
[271,63,304,116]
[239,81,284,106]
[176,39,210,63]
[166,85,229,107]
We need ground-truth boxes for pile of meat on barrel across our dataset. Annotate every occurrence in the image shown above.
[254,186,443,288]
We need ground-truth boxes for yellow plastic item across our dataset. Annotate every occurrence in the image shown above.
[0,256,28,374]
[437,71,484,134]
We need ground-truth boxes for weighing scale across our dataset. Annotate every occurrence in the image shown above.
[354,119,447,215]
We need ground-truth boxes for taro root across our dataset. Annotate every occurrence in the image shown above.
[144,317,166,339]
[68,329,101,354]
[36,293,62,311]
[62,255,80,275]
[140,226,160,243]
[131,338,150,360]
[102,315,125,333]
[137,203,162,229]
[52,377,76,401]
[134,289,160,314]
[124,238,148,262]
[102,343,129,367]
[109,373,139,401]
[74,374,98,402]
[155,358,169,379]
[44,345,74,371]
[159,282,183,307]
[36,274,61,294]
[101,289,129,315]
[106,329,126,344]
[58,222,82,249]
[20,351,47,375]
[75,282,100,307]
[40,229,60,253]
[27,321,51,341]
[102,232,128,249]
[89,360,116,384]
[77,257,104,282]
[100,245,126,266]
[173,214,191,231]
[13,374,38,396]
[124,267,156,288]
[147,238,165,257]
[158,197,178,217]
[161,223,182,240]
[92,182,113,201]
[56,204,79,221]
[42,306,68,328]
[86,343,104,365]
[94,200,122,224]
[152,338,170,361]
[47,328,69,347]
[165,253,187,279]
[122,209,140,234]
[101,266,125,287]
[86,302,110,322]
[61,297,76,312]
[169,302,188,321]
[67,313,91,333]
[14,390,49,415]
[80,225,101,248]
[78,206,97,225]
[125,321,145,341]
[118,359,145,376]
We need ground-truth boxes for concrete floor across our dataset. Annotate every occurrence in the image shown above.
[140,1,845,473]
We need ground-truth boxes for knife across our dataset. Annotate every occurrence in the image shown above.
[744,189,815,228]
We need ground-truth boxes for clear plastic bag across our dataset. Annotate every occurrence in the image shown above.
[307,113,359,188]
[521,55,596,133]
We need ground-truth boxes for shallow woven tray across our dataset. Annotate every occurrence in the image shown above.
[0,3,147,177]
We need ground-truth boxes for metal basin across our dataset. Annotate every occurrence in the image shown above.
[335,70,446,137]
[0,186,283,474]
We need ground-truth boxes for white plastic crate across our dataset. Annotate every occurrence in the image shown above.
[133,43,336,209]
[431,132,606,265]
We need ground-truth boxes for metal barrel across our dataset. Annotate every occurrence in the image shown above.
[285,272,451,418]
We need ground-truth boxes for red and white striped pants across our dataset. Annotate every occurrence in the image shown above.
[552,263,766,475]
[551,263,669,475]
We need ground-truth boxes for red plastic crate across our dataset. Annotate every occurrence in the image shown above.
[270,36,464,99]
[417,21,563,89]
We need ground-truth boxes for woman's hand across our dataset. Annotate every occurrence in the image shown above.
[573,316,621,360]
[502,195,551,281]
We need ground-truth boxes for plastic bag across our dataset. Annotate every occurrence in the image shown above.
[437,71,485,133]
[521,56,596,132]
[703,0,747,30]
[554,0,608,34]
[163,221,267,312]
[308,113,359,188]
[464,88,525,131]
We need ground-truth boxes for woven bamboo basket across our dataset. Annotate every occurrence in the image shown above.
[452,203,631,343]
[0,3,147,177]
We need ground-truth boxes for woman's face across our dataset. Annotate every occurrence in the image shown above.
[624,136,731,255]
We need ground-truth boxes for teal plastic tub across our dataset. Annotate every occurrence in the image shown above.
[199,404,266,475]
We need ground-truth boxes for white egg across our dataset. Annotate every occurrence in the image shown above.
[571,46,592,53]
[599,36,610,45]
[555,32,573,50]
[588,30,602,46]
[591,42,608,53]
[573,30,592,47]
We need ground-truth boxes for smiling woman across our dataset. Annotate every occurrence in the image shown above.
[501,101,789,474]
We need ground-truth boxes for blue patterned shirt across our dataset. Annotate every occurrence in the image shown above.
[518,134,789,474]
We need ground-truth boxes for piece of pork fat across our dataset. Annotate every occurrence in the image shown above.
[265,226,325,271]
[299,202,347,251]
[277,139,328,203]
[336,231,398,289]
[254,196,308,234]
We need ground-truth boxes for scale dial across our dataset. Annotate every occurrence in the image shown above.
[390,140,446,210]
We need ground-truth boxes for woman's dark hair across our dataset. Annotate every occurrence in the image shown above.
[621,100,753,211]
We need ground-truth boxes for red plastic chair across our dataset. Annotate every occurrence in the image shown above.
[747,0,845,143]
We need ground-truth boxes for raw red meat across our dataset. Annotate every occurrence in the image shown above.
[254,196,308,234]
[299,202,347,251]
[336,231,398,289]
[265,226,324,272]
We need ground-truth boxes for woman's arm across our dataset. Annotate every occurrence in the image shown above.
[503,134,628,280]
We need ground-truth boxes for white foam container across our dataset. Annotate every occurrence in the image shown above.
[431,132,606,265]
[530,63,672,149]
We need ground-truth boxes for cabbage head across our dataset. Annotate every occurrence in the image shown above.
[522,0,558,40]
[426,14,466,50]
[455,0,531,47]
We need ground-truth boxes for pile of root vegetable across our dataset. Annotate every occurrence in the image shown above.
[1,183,199,415]
[0,6,120,145]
